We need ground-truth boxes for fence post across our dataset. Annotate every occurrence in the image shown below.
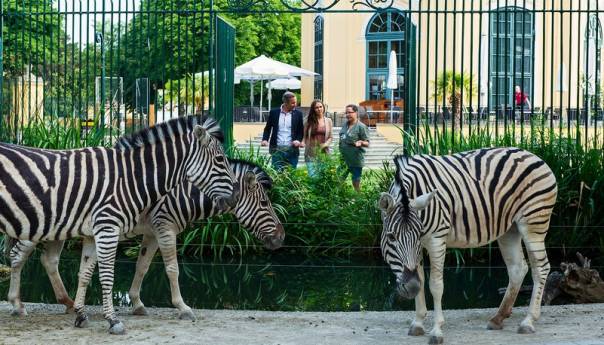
[0,0,4,135]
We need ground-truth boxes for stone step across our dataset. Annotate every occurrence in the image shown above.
[236,128,402,169]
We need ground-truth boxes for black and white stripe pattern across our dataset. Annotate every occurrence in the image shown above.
[378,147,557,343]
[6,160,284,320]
[0,115,236,334]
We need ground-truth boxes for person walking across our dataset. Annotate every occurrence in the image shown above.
[338,104,369,192]
[303,99,332,177]
[261,92,304,171]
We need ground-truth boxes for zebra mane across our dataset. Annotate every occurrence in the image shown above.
[115,115,224,150]
[393,157,411,220]
[230,159,273,190]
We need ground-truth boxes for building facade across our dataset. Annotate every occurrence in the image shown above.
[301,0,604,116]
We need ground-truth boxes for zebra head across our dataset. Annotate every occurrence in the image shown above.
[185,117,239,212]
[378,181,437,300]
[230,161,284,250]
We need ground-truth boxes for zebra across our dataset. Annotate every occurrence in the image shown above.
[5,159,284,321]
[0,115,238,334]
[378,147,557,345]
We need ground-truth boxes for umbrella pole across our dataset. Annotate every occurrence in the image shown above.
[268,86,272,110]
[390,92,394,123]
[250,80,254,109]
[260,79,264,122]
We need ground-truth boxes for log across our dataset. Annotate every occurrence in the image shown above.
[543,252,604,305]
[499,252,604,305]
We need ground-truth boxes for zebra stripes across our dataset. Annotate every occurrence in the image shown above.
[6,160,284,320]
[0,115,237,334]
[378,147,557,344]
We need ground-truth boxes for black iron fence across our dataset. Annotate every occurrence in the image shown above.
[2,1,604,151]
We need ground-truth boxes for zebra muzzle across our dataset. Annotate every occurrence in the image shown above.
[264,223,285,250]
[397,267,421,299]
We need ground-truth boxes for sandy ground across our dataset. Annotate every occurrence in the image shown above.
[0,302,602,345]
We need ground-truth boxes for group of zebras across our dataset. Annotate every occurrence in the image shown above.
[0,114,557,344]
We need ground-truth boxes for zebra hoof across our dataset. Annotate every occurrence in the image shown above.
[178,309,196,321]
[408,325,425,336]
[74,314,89,328]
[109,321,126,335]
[429,336,444,345]
[487,320,504,330]
[517,324,535,334]
[132,306,149,316]
[10,308,27,317]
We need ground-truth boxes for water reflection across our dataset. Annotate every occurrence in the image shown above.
[1,253,533,311]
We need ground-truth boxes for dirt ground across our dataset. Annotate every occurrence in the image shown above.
[0,302,602,345]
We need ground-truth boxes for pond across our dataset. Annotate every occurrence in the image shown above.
[0,252,544,312]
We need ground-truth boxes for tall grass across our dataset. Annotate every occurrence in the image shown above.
[1,115,111,149]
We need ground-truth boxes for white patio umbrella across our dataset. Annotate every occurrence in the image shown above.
[265,78,302,109]
[235,55,317,120]
[386,50,398,123]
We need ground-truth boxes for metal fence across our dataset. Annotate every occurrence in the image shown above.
[2,1,604,151]
[0,0,216,145]
[392,1,604,151]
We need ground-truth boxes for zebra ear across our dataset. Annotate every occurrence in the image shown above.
[244,170,258,188]
[193,125,210,146]
[410,190,437,211]
[378,192,396,212]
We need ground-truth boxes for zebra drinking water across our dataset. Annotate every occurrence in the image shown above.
[378,148,557,345]
[0,115,238,334]
[6,160,284,320]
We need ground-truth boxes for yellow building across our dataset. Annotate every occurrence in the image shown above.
[301,1,604,118]
[8,66,44,127]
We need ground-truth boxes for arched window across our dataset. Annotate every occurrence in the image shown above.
[489,7,534,108]
[366,11,406,100]
[314,16,324,100]
[584,14,602,109]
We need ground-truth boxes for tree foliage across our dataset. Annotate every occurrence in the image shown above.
[115,0,301,106]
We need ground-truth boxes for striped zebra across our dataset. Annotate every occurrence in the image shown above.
[0,115,238,334]
[378,147,557,345]
[6,160,284,321]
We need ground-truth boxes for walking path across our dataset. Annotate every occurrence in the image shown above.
[0,302,602,344]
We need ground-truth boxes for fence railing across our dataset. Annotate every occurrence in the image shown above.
[2,1,604,153]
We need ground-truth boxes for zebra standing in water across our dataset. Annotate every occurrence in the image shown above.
[378,148,557,345]
[0,115,238,334]
[6,160,284,320]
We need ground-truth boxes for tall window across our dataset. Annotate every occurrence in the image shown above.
[314,17,324,100]
[584,14,602,109]
[366,11,406,100]
[489,7,534,108]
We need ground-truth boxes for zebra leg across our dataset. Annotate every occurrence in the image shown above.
[155,225,195,320]
[408,261,427,336]
[8,240,37,316]
[41,241,75,314]
[73,238,97,329]
[427,242,446,345]
[130,234,159,316]
[517,221,550,334]
[487,228,527,330]
[93,228,126,334]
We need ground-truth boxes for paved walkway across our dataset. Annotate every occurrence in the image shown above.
[0,302,602,344]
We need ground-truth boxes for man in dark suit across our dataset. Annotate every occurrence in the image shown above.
[261,91,304,171]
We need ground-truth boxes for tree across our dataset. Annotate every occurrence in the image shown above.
[431,71,477,128]
[1,0,65,77]
[115,0,301,107]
